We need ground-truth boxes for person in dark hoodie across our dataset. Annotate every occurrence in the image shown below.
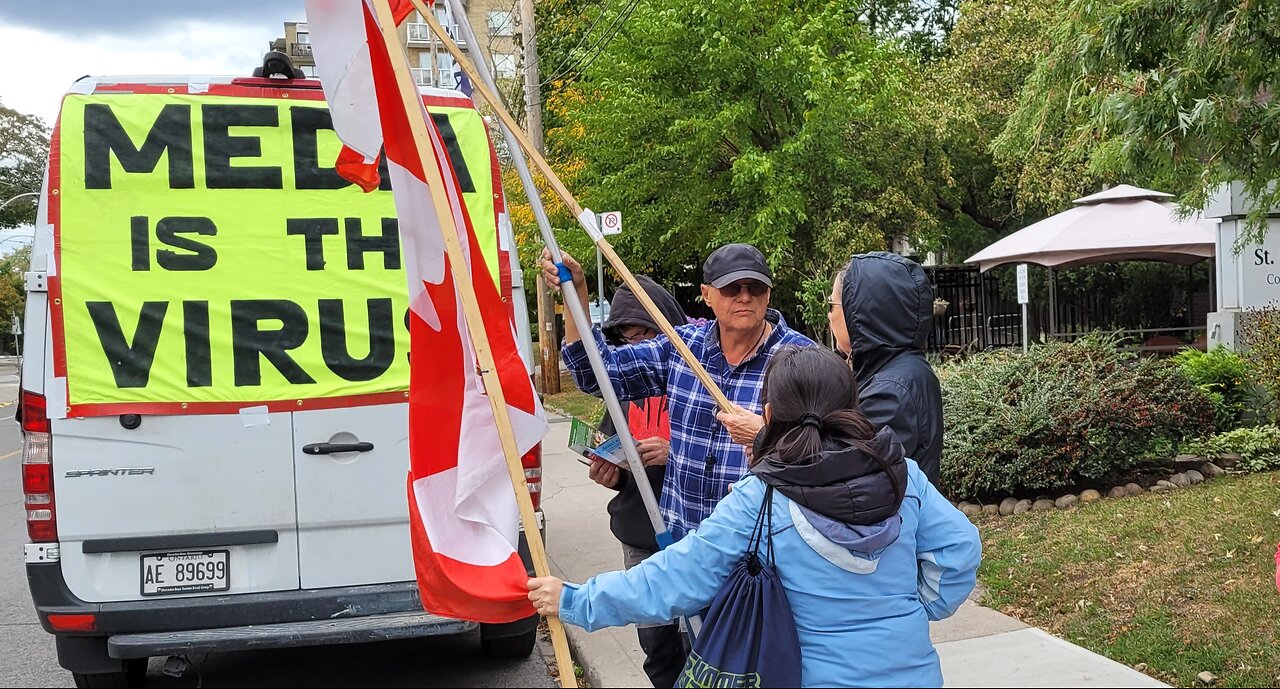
[527,346,980,687]
[830,252,945,486]
[593,275,691,688]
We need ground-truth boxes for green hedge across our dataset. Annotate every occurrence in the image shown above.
[940,336,1216,499]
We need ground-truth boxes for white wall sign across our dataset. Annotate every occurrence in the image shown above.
[1217,218,1280,310]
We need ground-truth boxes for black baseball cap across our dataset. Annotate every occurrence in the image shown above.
[702,243,773,288]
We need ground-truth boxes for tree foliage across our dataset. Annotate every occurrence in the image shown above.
[542,0,959,332]
[0,102,48,228]
[996,0,1280,242]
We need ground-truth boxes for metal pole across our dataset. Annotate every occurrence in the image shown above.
[1021,302,1028,354]
[441,0,670,545]
[596,244,605,326]
[0,191,39,213]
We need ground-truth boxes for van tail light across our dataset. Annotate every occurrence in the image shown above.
[47,614,96,633]
[521,443,542,511]
[21,391,56,543]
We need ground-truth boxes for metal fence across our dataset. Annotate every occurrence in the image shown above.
[925,266,1022,353]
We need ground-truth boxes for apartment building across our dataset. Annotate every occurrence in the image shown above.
[269,0,520,89]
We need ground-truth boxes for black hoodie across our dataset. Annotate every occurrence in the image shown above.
[752,427,908,526]
[598,276,689,551]
[841,252,944,486]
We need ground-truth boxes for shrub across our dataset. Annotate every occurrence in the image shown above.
[1171,346,1255,430]
[941,335,1216,499]
[1184,425,1280,473]
[1240,306,1280,423]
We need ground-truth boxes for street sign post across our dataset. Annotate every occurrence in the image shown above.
[1017,264,1029,353]
[596,212,622,324]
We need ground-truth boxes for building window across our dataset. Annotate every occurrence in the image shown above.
[492,53,517,79]
[296,31,310,44]
[437,53,458,90]
[488,10,515,37]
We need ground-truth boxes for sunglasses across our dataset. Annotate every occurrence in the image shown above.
[716,281,770,298]
[619,327,656,344]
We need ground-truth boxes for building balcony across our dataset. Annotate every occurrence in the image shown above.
[291,42,313,57]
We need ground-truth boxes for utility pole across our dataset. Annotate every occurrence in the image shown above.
[521,0,557,393]
[519,0,544,153]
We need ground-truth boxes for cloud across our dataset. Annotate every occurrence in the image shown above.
[0,14,300,125]
[0,1,303,35]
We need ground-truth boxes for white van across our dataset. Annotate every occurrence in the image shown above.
[19,72,542,688]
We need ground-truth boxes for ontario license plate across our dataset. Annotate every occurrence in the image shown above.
[140,550,229,596]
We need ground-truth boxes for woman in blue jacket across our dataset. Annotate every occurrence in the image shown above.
[529,346,981,687]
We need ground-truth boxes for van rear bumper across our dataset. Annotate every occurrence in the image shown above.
[28,529,542,672]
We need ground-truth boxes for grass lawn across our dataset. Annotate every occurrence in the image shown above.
[977,471,1280,687]
[542,371,604,422]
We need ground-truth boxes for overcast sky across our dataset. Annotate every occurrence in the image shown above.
[0,1,306,125]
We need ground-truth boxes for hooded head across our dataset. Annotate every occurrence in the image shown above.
[835,252,933,380]
[602,275,689,345]
[749,346,907,527]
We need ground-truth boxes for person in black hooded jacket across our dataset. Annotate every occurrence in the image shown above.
[592,274,692,688]
[828,252,944,486]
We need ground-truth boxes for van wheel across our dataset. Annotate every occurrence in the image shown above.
[71,659,147,688]
[480,627,536,659]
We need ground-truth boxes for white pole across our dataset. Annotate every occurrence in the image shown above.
[1021,302,1028,354]
[438,0,670,545]
[596,244,605,326]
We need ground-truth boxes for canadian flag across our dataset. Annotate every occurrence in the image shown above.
[305,0,548,623]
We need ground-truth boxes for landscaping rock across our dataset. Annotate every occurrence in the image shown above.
[1013,499,1033,514]
[959,502,981,518]
[1124,482,1145,496]
[1169,473,1191,488]
[1055,494,1079,509]
[1174,454,1208,471]
[998,497,1019,516]
[1185,469,1205,484]
[1151,480,1177,492]
[1032,498,1055,512]
[982,504,999,516]
[1202,462,1226,478]
[1108,486,1128,499]
[1217,452,1242,468]
[1080,489,1102,503]
[1197,671,1217,685]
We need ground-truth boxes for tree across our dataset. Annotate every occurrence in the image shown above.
[996,0,1280,242]
[0,245,30,354]
[923,0,1064,258]
[541,0,955,332]
[0,102,49,228]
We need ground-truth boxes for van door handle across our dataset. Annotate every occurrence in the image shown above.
[303,442,375,455]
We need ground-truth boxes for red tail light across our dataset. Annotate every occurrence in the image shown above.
[522,443,542,511]
[47,614,96,632]
[21,391,56,543]
[21,389,49,433]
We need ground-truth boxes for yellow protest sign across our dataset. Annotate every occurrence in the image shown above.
[52,90,505,416]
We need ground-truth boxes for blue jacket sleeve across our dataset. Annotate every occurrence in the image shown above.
[561,327,671,403]
[557,479,763,631]
[909,464,981,621]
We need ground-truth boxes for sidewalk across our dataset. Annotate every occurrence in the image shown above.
[539,414,1167,688]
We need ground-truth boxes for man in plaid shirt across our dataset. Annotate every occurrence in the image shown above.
[542,244,815,541]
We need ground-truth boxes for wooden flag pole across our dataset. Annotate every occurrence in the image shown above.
[368,2,577,686]
[411,0,734,411]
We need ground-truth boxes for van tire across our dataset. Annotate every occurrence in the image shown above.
[71,659,147,688]
[479,627,536,659]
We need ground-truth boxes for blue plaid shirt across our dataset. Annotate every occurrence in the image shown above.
[562,311,815,541]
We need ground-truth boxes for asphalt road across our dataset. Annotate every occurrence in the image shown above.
[0,401,555,688]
